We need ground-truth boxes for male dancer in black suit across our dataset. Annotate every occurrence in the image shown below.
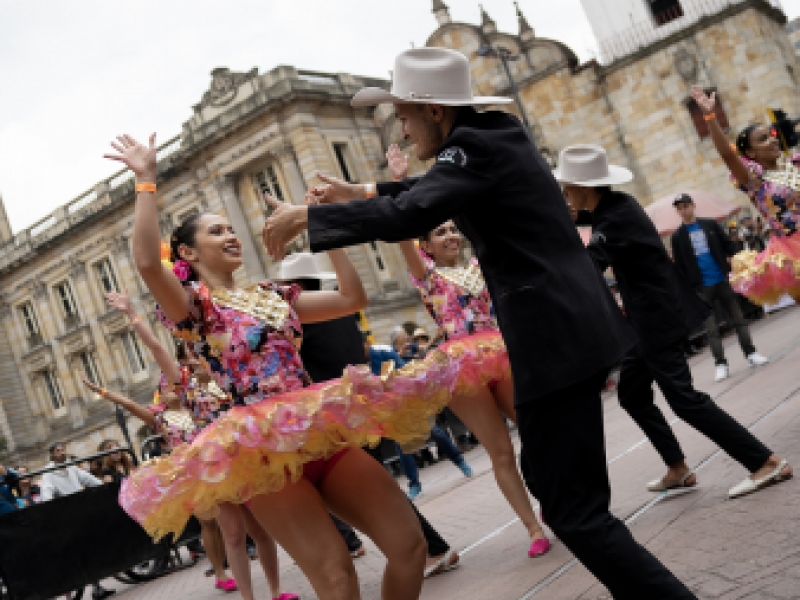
[262,48,694,598]
[558,144,791,500]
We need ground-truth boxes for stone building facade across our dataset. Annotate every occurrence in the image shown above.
[0,0,796,466]
[0,67,435,466]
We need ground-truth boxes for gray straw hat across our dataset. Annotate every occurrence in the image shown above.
[552,145,633,187]
[351,48,513,108]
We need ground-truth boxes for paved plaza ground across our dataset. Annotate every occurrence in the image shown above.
[101,305,800,599]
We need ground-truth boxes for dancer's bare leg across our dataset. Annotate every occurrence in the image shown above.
[216,503,258,600]
[321,449,427,600]
[199,518,229,581]
[239,506,281,598]
[450,380,546,542]
[247,479,360,600]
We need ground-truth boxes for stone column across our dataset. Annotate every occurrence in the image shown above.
[214,175,265,283]
[276,143,308,205]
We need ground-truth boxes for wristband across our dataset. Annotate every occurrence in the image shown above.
[135,182,157,194]
[364,183,377,198]
[100,388,107,399]
[703,113,716,122]
[130,315,142,324]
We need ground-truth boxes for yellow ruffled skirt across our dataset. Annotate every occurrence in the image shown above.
[730,235,800,305]
[120,350,457,540]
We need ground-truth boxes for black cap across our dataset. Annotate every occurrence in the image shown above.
[673,193,694,206]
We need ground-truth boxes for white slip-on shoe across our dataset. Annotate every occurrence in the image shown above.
[646,469,696,492]
[747,352,769,367]
[729,459,792,499]
[714,364,729,382]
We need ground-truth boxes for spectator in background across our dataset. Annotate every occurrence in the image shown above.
[98,440,133,484]
[40,442,102,501]
[14,466,40,507]
[364,331,472,500]
[727,223,746,253]
[39,442,114,599]
[739,215,766,252]
[0,464,19,514]
[390,325,418,361]
[671,194,769,381]
[412,327,433,357]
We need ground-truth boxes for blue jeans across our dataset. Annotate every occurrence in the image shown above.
[395,424,464,487]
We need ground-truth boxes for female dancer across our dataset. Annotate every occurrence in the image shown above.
[385,145,549,556]
[105,133,454,600]
[691,86,800,304]
[102,291,294,600]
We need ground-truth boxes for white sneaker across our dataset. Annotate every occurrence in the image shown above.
[747,352,769,367]
[714,364,729,382]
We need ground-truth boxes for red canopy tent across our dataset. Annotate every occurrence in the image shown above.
[644,190,743,237]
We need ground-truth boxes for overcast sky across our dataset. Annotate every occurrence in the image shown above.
[1,0,800,232]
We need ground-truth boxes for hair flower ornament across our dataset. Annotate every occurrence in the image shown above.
[173,260,193,282]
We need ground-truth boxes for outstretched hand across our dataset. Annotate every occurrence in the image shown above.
[386,144,409,182]
[690,85,716,115]
[261,194,309,260]
[80,376,104,396]
[306,172,363,205]
[105,291,133,316]
[104,134,158,182]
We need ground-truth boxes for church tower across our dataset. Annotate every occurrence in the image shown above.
[580,0,783,63]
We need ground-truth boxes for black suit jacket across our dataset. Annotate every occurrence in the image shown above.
[587,191,711,352]
[308,108,634,404]
[671,218,737,290]
[300,314,366,383]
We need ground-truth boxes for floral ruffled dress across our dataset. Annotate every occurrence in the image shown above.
[410,255,510,395]
[729,156,800,304]
[120,280,457,540]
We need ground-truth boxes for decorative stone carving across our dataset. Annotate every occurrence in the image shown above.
[31,281,48,300]
[194,67,259,113]
[23,344,54,372]
[56,324,93,356]
[674,48,698,82]
[68,259,88,280]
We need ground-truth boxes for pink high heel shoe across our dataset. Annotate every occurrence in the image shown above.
[215,578,238,592]
[273,594,300,600]
[528,537,551,558]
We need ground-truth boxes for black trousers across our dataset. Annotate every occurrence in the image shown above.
[618,342,771,472]
[698,281,756,366]
[331,514,363,552]
[517,372,695,599]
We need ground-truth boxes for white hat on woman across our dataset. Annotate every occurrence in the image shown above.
[273,252,337,281]
[552,145,633,187]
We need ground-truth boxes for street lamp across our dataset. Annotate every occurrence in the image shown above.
[476,45,533,135]
[114,404,139,466]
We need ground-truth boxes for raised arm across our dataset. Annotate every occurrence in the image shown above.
[80,376,156,427]
[291,244,370,324]
[386,144,428,281]
[690,86,749,187]
[105,292,181,385]
[104,134,189,324]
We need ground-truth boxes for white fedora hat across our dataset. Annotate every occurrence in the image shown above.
[351,48,513,108]
[274,252,337,282]
[552,145,633,187]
